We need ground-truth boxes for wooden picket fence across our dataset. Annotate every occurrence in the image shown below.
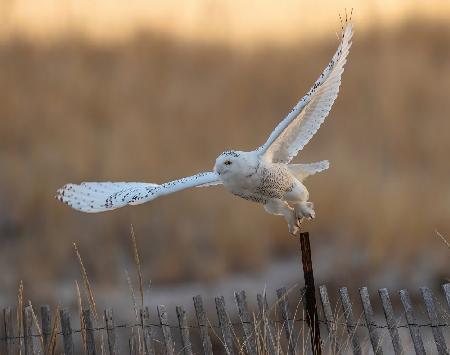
[1,283,449,354]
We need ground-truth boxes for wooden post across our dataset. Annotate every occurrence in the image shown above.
[420,287,449,355]
[359,287,383,355]
[339,287,361,355]
[141,307,156,355]
[299,232,321,355]
[235,290,257,355]
[378,288,403,355]
[193,295,213,355]
[60,309,74,355]
[129,334,137,355]
[157,305,175,355]
[176,305,193,355]
[23,305,35,355]
[104,309,118,355]
[399,289,425,355]
[215,296,235,355]
[442,283,450,312]
[41,305,51,352]
[319,285,339,353]
[276,287,296,355]
[256,293,276,355]
[4,307,16,355]
[82,309,97,355]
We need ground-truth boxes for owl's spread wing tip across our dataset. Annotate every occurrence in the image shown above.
[258,21,353,164]
[56,171,221,213]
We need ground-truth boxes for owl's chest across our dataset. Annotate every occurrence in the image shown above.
[223,164,293,203]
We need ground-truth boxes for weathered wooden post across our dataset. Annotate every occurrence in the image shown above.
[23,305,35,355]
[60,309,74,355]
[299,232,322,355]
[41,305,51,352]
[4,307,16,355]
[276,287,296,355]
[176,305,193,355]
[82,309,97,355]
[104,308,119,355]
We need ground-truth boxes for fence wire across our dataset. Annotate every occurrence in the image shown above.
[1,316,449,341]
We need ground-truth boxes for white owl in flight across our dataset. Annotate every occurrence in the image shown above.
[57,23,352,235]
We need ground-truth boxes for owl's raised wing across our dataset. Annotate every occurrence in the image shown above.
[258,23,353,164]
[56,171,221,213]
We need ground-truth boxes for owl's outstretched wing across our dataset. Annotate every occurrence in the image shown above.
[56,171,221,213]
[258,23,353,164]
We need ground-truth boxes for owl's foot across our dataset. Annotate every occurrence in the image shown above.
[288,222,300,236]
[295,202,315,220]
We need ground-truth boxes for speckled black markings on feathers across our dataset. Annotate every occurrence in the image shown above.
[232,165,294,204]
[104,173,212,208]
[222,150,240,158]
[256,165,294,197]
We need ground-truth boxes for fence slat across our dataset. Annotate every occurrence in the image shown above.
[339,287,361,355]
[235,290,257,355]
[319,285,339,353]
[60,309,74,355]
[157,305,175,355]
[176,305,193,355]
[359,287,383,355]
[443,283,450,312]
[215,296,235,355]
[6,283,450,355]
[193,295,213,355]
[276,287,296,355]
[378,288,403,355]
[23,305,35,355]
[129,334,137,355]
[399,289,426,355]
[141,307,155,355]
[257,293,276,355]
[41,305,51,352]
[104,309,118,355]
[420,287,449,355]
[4,307,16,355]
[82,309,97,355]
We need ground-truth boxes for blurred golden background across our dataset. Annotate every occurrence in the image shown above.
[0,0,449,304]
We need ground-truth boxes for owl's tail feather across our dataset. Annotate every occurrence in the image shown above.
[288,160,329,182]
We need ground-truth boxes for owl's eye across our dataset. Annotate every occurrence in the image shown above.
[224,160,232,165]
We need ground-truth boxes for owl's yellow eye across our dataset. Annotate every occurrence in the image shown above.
[224,160,232,165]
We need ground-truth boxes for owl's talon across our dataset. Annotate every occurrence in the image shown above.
[288,222,300,236]
[295,201,316,221]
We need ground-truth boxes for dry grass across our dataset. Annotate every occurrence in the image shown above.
[46,307,59,355]
[73,243,98,319]
[435,230,450,249]
[16,280,24,352]
[75,280,87,353]
[0,17,450,290]
[27,300,45,351]
[3,228,443,354]
[130,224,144,310]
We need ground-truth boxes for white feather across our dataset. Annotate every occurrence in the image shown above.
[288,160,329,181]
[56,172,220,213]
[258,23,353,163]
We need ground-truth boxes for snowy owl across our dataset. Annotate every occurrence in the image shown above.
[56,23,353,235]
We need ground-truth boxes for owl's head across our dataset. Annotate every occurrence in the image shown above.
[214,150,257,177]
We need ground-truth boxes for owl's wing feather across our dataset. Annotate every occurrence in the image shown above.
[288,160,329,181]
[258,23,352,164]
[56,171,220,213]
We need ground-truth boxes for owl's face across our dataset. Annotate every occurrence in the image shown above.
[214,150,257,178]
